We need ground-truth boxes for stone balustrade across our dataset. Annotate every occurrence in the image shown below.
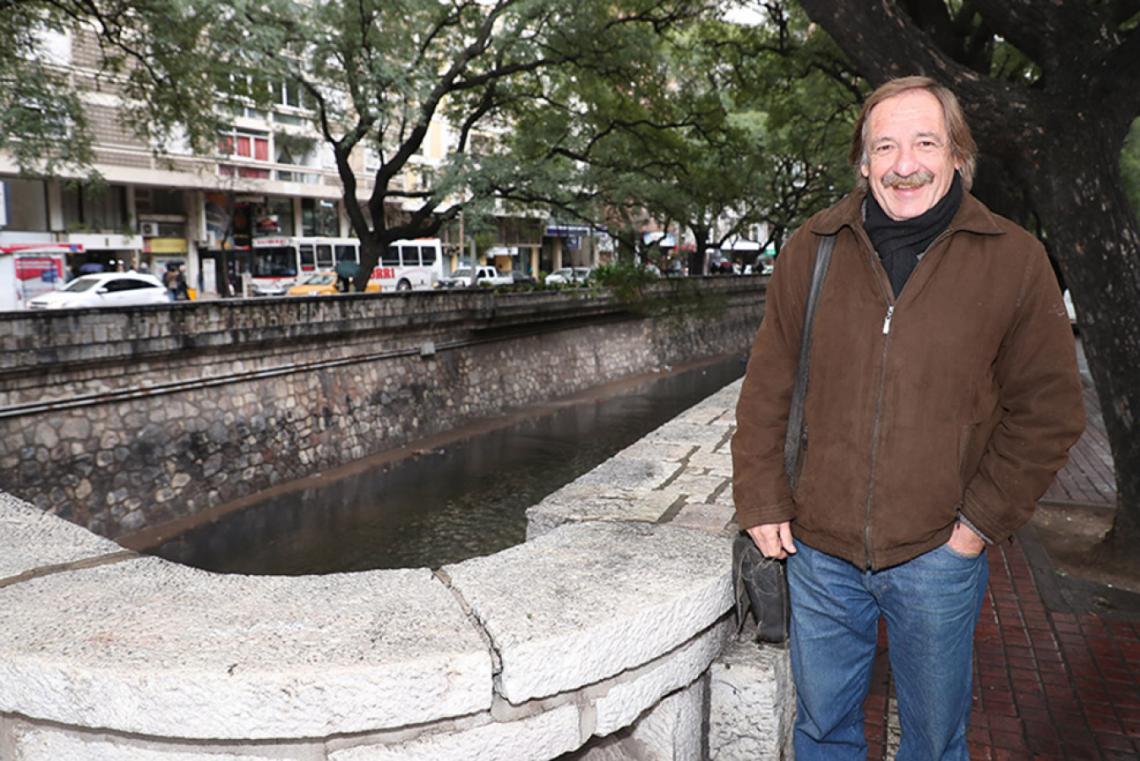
[0,379,792,760]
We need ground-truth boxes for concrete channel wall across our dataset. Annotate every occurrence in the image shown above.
[0,278,764,540]
[0,380,793,760]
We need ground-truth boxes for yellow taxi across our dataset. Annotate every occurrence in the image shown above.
[286,271,340,296]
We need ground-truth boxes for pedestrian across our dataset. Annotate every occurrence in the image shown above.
[163,264,179,300]
[175,265,190,301]
[731,76,1085,761]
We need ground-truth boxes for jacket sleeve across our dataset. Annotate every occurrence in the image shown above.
[731,226,816,530]
[959,238,1086,542]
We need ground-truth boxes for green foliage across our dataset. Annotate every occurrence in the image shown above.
[496,0,860,266]
[1123,118,1140,219]
[592,261,661,310]
[0,3,92,174]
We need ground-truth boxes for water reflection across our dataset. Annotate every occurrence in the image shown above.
[152,356,745,575]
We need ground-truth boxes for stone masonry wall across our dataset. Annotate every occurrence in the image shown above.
[0,379,794,761]
[0,279,766,539]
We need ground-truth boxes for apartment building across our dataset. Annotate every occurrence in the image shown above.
[0,24,562,301]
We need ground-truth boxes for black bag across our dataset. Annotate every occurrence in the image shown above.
[733,531,789,643]
[733,234,835,644]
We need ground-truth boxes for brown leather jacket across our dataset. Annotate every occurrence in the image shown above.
[731,191,1085,570]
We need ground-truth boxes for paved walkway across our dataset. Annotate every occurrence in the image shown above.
[863,378,1140,760]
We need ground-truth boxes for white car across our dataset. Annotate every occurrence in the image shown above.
[26,272,171,310]
[436,266,512,288]
[545,267,593,285]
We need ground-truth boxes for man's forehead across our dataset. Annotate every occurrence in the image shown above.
[867,92,947,138]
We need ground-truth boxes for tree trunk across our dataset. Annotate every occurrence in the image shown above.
[1032,140,1140,549]
[354,236,383,293]
[690,228,709,276]
[796,0,1140,545]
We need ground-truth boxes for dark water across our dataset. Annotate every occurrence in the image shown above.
[150,356,745,575]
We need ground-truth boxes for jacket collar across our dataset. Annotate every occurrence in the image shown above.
[808,189,1005,238]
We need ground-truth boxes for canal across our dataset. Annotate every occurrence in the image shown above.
[150,354,746,575]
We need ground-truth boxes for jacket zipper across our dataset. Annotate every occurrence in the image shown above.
[858,226,953,570]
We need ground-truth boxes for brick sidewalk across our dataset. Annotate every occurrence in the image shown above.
[863,380,1139,760]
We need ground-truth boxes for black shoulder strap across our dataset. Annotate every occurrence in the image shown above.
[783,234,836,487]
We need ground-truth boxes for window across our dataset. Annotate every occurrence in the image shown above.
[2,178,49,231]
[419,246,436,265]
[399,245,420,266]
[104,278,157,293]
[218,165,271,179]
[300,244,315,269]
[382,246,400,266]
[135,187,184,216]
[262,198,295,236]
[218,128,270,161]
[316,244,333,269]
[279,81,304,109]
[301,198,338,236]
[61,183,127,232]
[335,244,358,263]
[251,248,298,277]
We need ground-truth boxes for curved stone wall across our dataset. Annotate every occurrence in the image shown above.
[0,280,765,541]
[0,381,775,760]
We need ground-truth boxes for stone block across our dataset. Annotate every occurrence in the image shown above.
[444,522,732,704]
[642,421,728,450]
[669,503,735,536]
[666,474,730,503]
[572,458,677,491]
[569,678,706,761]
[330,705,581,761]
[0,557,492,739]
[592,618,731,737]
[525,486,679,540]
[629,677,706,761]
[0,493,125,580]
[1,718,323,761]
[708,639,795,760]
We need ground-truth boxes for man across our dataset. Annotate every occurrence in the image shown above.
[731,76,1085,760]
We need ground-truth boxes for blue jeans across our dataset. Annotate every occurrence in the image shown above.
[787,540,988,761]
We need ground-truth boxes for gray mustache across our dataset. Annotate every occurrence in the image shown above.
[883,169,934,189]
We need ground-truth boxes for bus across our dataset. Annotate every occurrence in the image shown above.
[250,236,360,287]
[369,238,445,291]
[249,236,444,293]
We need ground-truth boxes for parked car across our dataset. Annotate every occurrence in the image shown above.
[545,267,594,285]
[437,266,512,288]
[26,272,170,310]
[251,280,289,297]
[508,270,537,286]
[287,272,339,296]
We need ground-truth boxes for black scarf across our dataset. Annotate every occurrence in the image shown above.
[864,171,963,297]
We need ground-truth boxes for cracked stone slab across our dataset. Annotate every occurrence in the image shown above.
[669,503,736,536]
[330,704,582,761]
[708,640,794,760]
[443,522,733,705]
[685,451,733,476]
[592,618,732,737]
[667,474,730,502]
[2,719,324,761]
[570,457,677,490]
[613,440,694,464]
[0,557,492,739]
[525,486,679,539]
[641,421,728,448]
[0,493,126,580]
